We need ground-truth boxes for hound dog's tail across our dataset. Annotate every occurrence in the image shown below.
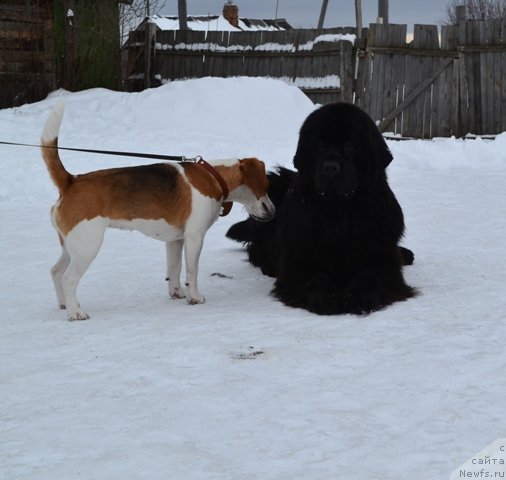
[40,99,72,192]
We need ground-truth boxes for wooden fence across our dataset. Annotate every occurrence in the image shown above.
[356,20,506,138]
[126,27,355,105]
[127,18,506,138]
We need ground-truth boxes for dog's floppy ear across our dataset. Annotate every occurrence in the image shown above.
[293,126,314,174]
[293,139,306,172]
[366,121,393,170]
[377,137,393,169]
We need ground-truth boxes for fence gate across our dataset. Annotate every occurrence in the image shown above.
[454,19,506,136]
[355,21,506,138]
[355,24,458,138]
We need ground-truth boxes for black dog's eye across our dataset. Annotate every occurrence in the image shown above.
[316,141,326,152]
[343,142,355,157]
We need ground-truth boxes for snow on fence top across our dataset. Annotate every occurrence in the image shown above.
[148,14,290,32]
[154,33,356,53]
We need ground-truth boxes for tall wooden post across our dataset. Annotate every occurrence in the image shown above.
[63,0,77,90]
[178,0,188,30]
[317,0,329,29]
[144,21,155,89]
[456,5,466,23]
[378,0,388,24]
[355,0,362,38]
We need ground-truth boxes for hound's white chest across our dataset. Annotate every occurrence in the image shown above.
[109,218,183,242]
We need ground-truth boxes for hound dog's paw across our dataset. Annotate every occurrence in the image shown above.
[186,294,206,305]
[170,287,186,299]
[67,309,90,321]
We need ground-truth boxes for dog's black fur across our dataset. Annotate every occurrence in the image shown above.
[227,103,417,315]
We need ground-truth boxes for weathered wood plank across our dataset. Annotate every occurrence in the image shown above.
[339,40,353,102]
[378,56,454,133]
[484,51,494,134]
[465,52,477,134]
[413,24,439,49]
[412,56,425,138]
[493,50,502,133]
[353,50,367,108]
[441,25,457,50]
[455,54,467,136]
[437,57,452,136]
[381,52,394,130]
[392,51,405,134]
[479,51,488,134]
[430,56,439,137]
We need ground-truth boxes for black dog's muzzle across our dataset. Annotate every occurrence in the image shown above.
[315,157,357,198]
[316,159,343,196]
[322,160,341,177]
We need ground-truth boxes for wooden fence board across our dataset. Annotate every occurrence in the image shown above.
[493,50,502,132]
[484,52,494,133]
[466,53,477,134]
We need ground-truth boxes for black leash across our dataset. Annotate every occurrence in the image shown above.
[0,140,188,162]
[1,140,234,217]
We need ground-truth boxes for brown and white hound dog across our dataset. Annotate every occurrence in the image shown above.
[41,100,274,320]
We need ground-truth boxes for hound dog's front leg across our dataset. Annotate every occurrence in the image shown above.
[183,232,206,305]
[166,239,185,299]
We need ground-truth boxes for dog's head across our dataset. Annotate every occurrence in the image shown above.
[237,158,275,221]
[293,103,393,198]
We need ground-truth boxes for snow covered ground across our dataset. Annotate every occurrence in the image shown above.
[1,77,505,480]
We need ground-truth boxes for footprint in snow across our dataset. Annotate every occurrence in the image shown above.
[230,346,264,360]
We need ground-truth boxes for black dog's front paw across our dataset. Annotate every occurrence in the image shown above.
[342,272,387,315]
[342,288,384,315]
[305,274,343,315]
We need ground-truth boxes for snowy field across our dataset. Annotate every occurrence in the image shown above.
[1,77,505,479]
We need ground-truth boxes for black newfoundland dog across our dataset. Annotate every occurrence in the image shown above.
[227,103,417,315]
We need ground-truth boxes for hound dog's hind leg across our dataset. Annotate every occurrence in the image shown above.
[61,218,107,320]
[51,238,70,309]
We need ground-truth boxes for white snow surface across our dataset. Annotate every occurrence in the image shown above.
[1,77,505,479]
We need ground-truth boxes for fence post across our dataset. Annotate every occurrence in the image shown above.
[63,0,77,90]
[454,5,467,137]
[378,0,389,25]
[456,5,466,23]
[340,41,354,103]
[144,21,156,89]
[318,0,329,29]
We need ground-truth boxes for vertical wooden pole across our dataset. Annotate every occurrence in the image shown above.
[144,21,155,89]
[317,0,329,29]
[378,0,389,24]
[355,0,363,38]
[454,5,467,137]
[178,0,188,31]
[456,5,466,23]
[64,0,76,90]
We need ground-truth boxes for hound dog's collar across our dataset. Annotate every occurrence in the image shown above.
[193,157,233,217]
